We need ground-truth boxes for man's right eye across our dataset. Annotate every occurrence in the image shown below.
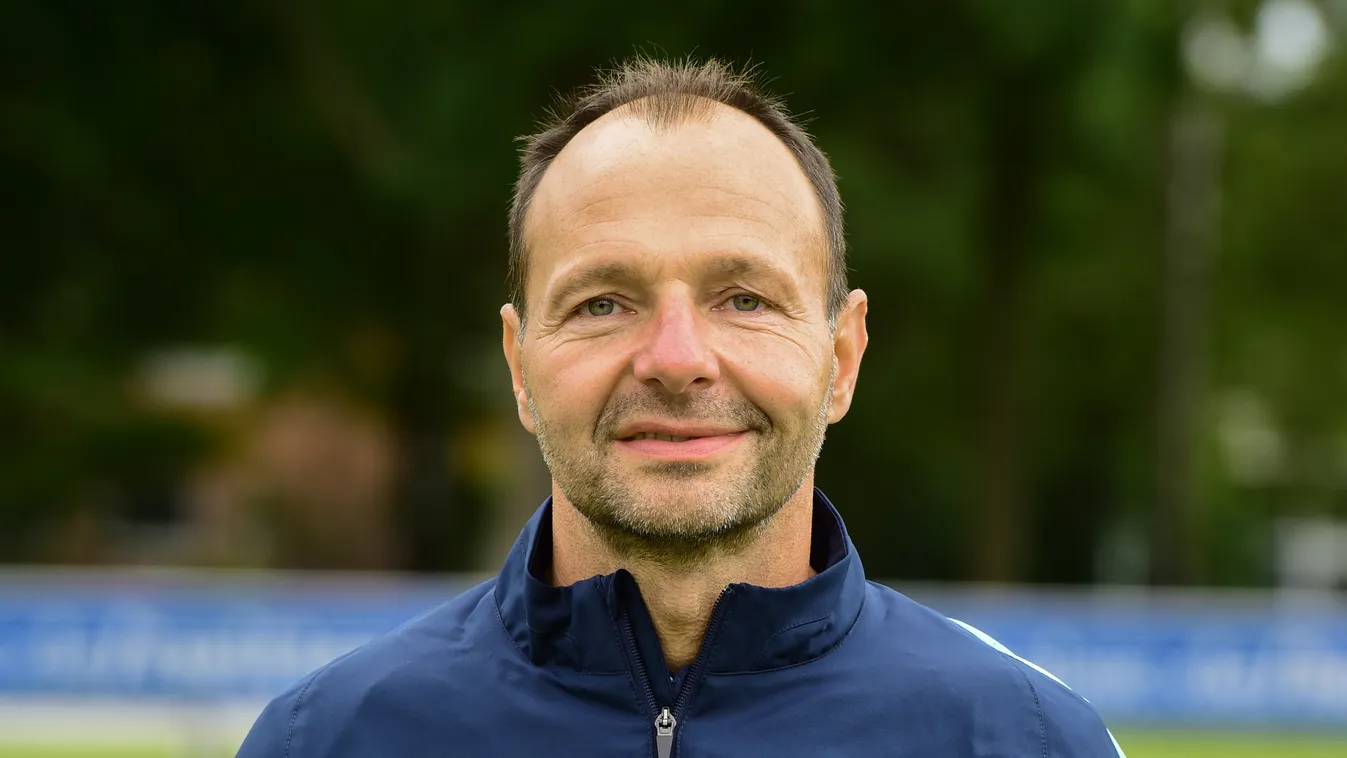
[582,298,617,317]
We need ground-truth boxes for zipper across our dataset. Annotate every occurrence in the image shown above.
[620,586,737,758]
[620,609,661,723]
[655,707,676,758]
[671,587,733,720]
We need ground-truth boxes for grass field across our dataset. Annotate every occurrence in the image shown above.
[1115,731,1347,757]
[4,733,1347,757]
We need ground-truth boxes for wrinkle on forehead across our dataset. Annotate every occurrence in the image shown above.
[524,100,828,298]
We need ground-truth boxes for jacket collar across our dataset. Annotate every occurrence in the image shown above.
[492,488,867,674]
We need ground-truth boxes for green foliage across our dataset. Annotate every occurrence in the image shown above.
[2,0,1344,582]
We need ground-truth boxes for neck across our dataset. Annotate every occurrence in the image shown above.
[550,483,818,671]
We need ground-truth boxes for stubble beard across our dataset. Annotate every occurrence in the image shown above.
[528,369,835,568]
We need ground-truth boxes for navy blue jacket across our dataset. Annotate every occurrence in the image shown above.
[238,490,1125,757]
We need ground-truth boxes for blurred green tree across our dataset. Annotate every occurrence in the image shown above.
[2,0,1344,584]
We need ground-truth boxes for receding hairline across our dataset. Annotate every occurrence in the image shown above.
[508,57,849,326]
[605,90,745,132]
[519,95,827,254]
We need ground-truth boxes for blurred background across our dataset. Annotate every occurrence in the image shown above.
[2,0,1346,755]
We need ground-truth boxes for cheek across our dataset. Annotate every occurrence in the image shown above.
[719,333,830,418]
[526,342,626,422]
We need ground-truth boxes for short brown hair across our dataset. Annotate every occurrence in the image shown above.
[507,57,847,325]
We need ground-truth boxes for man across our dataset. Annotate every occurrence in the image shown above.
[238,57,1125,757]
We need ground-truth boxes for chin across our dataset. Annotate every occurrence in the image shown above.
[626,488,755,528]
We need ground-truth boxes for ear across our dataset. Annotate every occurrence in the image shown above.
[827,289,868,424]
[501,304,536,434]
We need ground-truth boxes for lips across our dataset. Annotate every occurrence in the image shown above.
[613,425,751,461]
[628,432,699,442]
[615,422,746,441]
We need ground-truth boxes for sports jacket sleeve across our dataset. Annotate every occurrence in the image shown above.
[949,618,1125,757]
[236,673,313,758]
[1032,661,1127,757]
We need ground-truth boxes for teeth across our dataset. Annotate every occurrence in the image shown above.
[632,432,695,442]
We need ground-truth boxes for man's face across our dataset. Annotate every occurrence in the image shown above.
[502,102,867,560]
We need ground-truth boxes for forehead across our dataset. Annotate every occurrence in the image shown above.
[523,101,825,292]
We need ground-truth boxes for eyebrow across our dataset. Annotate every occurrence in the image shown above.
[543,253,802,315]
[704,254,788,282]
[703,253,802,301]
[544,261,644,315]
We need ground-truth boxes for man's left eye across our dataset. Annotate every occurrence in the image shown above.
[582,298,617,317]
[730,294,762,312]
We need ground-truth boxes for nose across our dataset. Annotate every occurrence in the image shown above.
[631,294,719,394]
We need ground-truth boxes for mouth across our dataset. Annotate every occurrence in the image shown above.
[625,432,710,443]
[614,429,750,460]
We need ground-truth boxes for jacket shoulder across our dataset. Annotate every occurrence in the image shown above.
[945,618,1126,757]
[861,583,1126,757]
[235,579,502,758]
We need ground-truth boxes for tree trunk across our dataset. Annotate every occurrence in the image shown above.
[970,82,1037,583]
[1154,96,1223,585]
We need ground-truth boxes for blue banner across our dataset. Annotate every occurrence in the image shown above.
[1,571,1345,727]
[919,589,1347,728]
[0,570,474,699]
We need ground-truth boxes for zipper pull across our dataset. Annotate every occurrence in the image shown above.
[655,706,677,758]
